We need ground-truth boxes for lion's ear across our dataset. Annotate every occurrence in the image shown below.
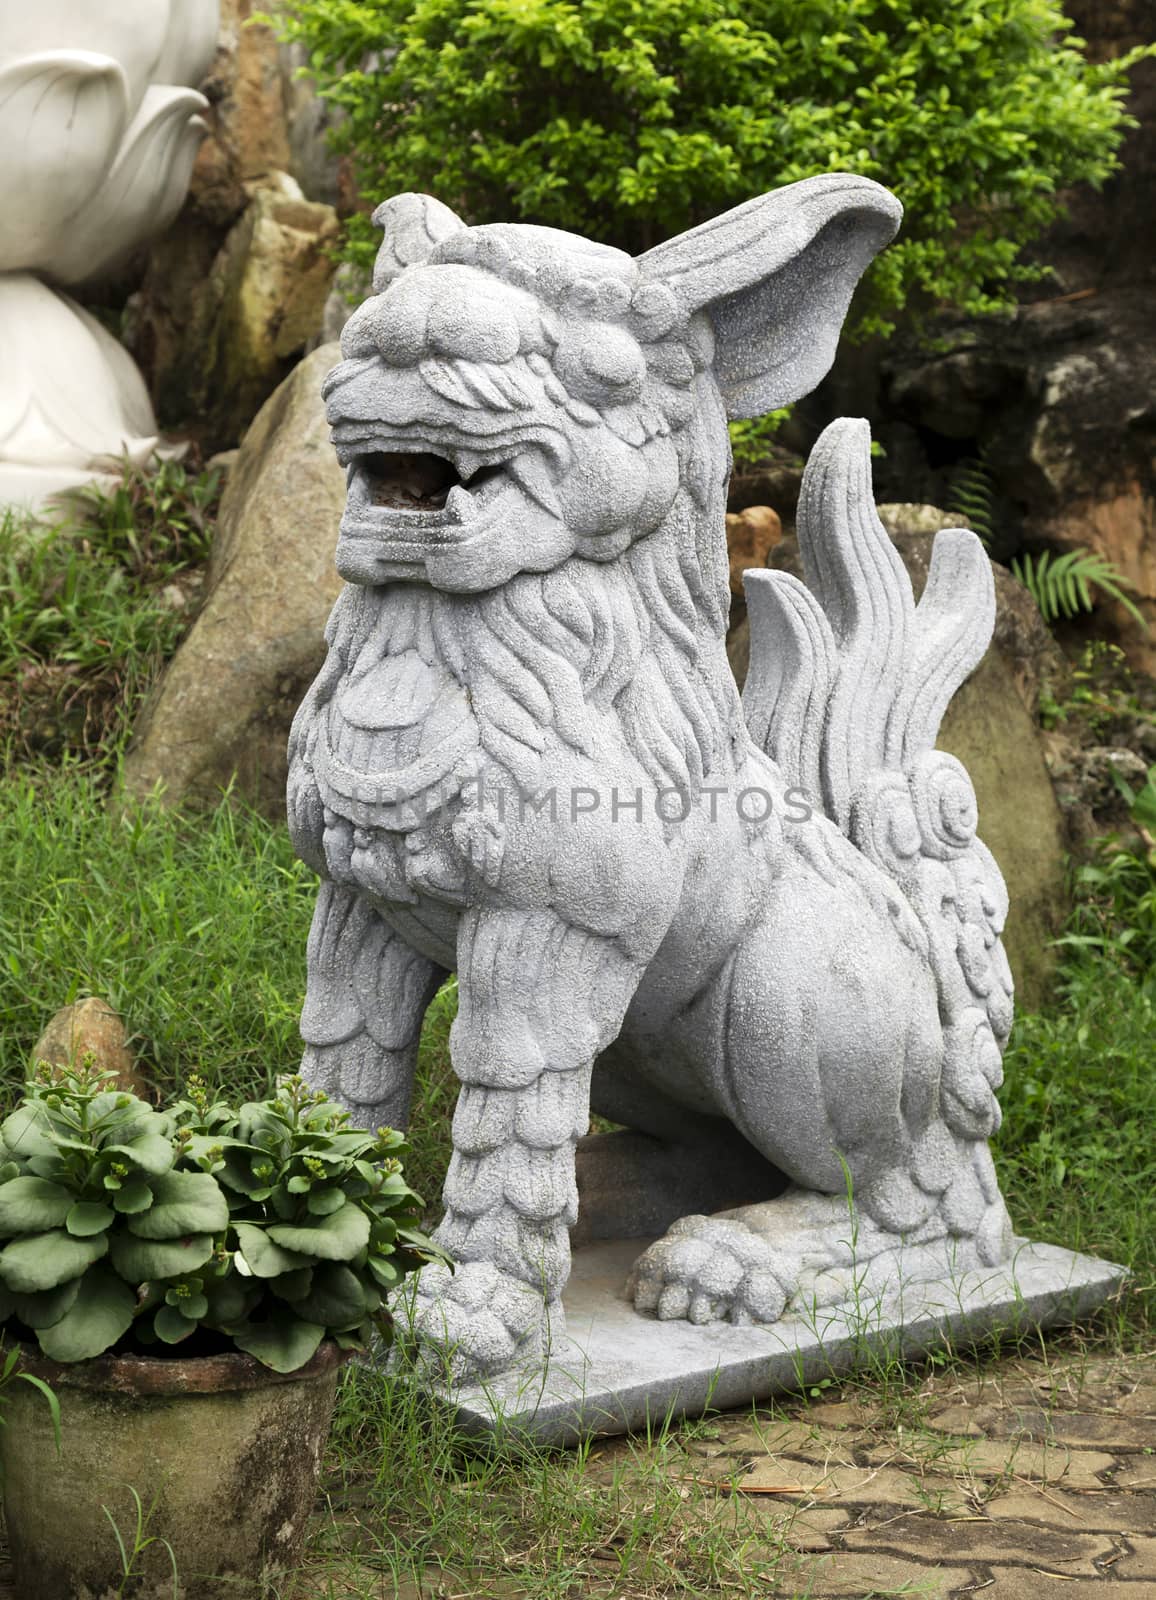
[371,193,466,292]
[636,175,901,418]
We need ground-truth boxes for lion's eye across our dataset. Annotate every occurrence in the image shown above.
[580,329,645,389]
[428,296,520,364]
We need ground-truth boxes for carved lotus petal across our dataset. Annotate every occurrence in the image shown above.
[0,52,129,273]
[0,2,173,113]
[54,85,209,287]
[0,275,157,469]
[153,0,220,90]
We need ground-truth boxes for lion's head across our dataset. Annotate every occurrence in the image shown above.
[323,178,900,595]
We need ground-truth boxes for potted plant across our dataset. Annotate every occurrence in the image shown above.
[0,1064,442,1599]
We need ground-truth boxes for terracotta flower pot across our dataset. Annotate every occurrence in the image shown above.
[0,1340,352,1599]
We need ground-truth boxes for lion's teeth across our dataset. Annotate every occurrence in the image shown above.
[508,451,562,516]
[446,484,472,520]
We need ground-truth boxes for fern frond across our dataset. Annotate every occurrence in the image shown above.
[946,456,996,548]
[1012,547,1148,630]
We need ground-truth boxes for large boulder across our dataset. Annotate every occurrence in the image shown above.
[121,343,345,815]
[126,1,342,449]
[728,505,1070,1009]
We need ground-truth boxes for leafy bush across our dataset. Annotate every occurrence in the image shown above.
[0,1065,441,1371]
[272,0,1151,335]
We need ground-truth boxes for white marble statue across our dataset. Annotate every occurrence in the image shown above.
[0,1,219,509]
[289,182,1014,1380]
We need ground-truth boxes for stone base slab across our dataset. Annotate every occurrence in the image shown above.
[446,1236,1126,1445]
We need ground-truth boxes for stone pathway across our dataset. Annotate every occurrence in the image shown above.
[661,1351,1156,1596]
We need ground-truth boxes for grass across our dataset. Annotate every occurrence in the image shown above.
[300,1363,812,1599]
[0,459,219,771]
[0,776,310,1106]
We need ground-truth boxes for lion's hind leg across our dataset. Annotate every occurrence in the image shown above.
[626,878,1013,1328]
[627,1141,1012,1327]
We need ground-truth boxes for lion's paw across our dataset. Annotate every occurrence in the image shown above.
[451,794,506,887]
[625,1215,793,1326]
[403,1260,554,1382]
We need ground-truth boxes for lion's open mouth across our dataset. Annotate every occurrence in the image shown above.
[357,450,504,513]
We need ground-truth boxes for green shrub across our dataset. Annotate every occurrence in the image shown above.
[272,0,1151,335]
[0,1065,441,1370]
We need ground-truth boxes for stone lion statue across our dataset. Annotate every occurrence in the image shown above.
[287,177,1014,1380]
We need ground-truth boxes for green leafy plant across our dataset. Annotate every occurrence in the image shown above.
[1011,547,1147,630]
[1109,761,1156,843]
[1058,844,1156,975]
[727,411,793,470]
[0,1064,443,1373]
[57,457,220,583]
[0,1344,61,1451]
[171,1073,444,1372]
[101,1485,179,1600]
[270,0,1152,337]
[946,454,996,547]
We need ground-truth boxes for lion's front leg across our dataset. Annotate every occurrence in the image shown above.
[411,906,646,1381]
[299,881,444,1130]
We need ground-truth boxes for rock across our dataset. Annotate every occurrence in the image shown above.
[127,1,343,448]
[166,0,342,230]
[121,343,345,815]
[1048,741,1151,847]
[206,447,239,478]
[188,0,294,228]
[31,998,146,1098]
[866,288,1156,668]
[729,506,1070,1008]
[725,504,781,598]
[129,173,338,449]
[203,175,340,440]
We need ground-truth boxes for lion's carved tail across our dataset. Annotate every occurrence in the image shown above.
[743,418,1013,1143]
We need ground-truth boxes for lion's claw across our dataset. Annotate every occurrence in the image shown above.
[404,1260,556,1382]
[626,1215,792,1326]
